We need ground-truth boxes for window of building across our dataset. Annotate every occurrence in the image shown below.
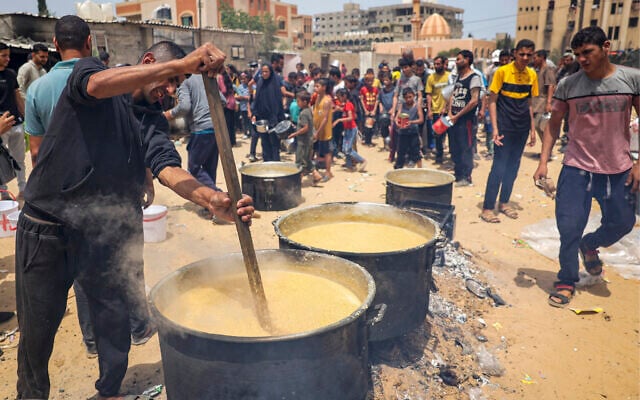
[630,17,639,27]
[617,2,623,13]
[154,6,171,20]
[590,19,598,26]
[181,14,193,27]
[230,46,245,59]
[278,19,285,31]
[518,26,521,31]
[93,31,108,53]
[613,26,620,39]
[592,0,600,8]
[610,2,616,13]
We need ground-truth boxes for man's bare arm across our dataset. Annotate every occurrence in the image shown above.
[87,43,226,99]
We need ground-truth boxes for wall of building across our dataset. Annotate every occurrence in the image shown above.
[373,38,496,61]
[0,14,262,67]
[516,0,639,55]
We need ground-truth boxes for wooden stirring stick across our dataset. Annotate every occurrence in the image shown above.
[201,74,273,332]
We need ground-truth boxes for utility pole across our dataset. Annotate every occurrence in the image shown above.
[198,0,203,46]
[577,0,586,31]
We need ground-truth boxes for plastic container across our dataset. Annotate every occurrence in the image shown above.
[7,210,20,233]
[143,205,168,243]
[0,200,19,238]
[432,115,453,135]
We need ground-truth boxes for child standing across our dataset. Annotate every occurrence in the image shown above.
[360,72,379,146]
[394,87,423,169]
[313,78,334,181]
[378,73,395,149]
[334,89,367,172]
[289,92,324,183]
[234,72,251,139]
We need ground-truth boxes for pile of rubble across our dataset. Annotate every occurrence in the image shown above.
[370,242,511,400]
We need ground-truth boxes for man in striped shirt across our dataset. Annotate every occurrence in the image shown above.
[480,39,538,223]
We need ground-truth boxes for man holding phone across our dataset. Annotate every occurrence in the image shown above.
[0,42,25,200]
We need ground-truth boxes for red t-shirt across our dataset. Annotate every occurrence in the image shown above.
[343,101,357,130]
[360,86,379,112]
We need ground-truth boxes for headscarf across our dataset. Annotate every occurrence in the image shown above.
[251,64,284,125]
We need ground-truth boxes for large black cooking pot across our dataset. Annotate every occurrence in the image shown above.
[150,249,378,400]
[240,162,302,211]
[385,169,455,206]
[274,202,438,341]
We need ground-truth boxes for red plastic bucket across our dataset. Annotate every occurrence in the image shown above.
[432,115,453,135]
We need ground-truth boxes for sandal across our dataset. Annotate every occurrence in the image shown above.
[548,282,575,308]
[480,210,500,223]
[579,242,603,276]
[499,205,518,219]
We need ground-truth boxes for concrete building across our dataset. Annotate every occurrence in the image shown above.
[516,0,640,56]
[115,0,313,49]
[371,12,494,69]
[313,1,463,52]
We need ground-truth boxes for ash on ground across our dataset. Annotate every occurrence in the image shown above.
[370,242,509,400]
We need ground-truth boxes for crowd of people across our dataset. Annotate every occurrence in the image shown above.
[0,18,637,399]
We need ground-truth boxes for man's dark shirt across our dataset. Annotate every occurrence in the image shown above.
[24,57,180,228]
[0,68,21,118]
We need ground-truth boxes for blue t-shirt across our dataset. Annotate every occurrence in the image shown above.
[289,99,300,123]
[234,83,249,112]
[25,58,79,136]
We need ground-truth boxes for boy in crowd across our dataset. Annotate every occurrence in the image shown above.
[394,87,423,169]
[334,89,367,172]
[360,71,379,146]
[289,91,323,183]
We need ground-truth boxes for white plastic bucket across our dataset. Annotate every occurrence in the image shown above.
[7,210,20,233]
[0,200,19,238]
[143,205,168,243]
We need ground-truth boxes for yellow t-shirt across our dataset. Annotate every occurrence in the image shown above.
[490,62,538,132]
[372,78,381,89]
[425,71,450,114]
[313,95,333,141]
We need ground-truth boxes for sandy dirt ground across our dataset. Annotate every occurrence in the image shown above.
[0,129,638,400]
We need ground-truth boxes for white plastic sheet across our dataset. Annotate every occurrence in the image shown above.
[521,213,640,280]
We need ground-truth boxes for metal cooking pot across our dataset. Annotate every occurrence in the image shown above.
[378,113,391,128]
[385,169,455,206]
[269,119,295,140]
[240,162,302,211]
[150,249,380,400]
[254,119,269,133]
[274,202,439,341]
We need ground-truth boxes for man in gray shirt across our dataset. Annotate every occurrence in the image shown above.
[164,74,221,192]
[17,43,48,100]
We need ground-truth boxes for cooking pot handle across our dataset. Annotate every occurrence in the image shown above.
[366,303,387,326]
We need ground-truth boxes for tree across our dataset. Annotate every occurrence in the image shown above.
[496,34,513,51]
[219,2,277,53]
[37,0,50,16]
